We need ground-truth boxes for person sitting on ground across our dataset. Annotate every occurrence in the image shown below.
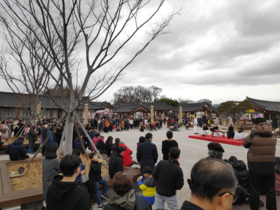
[96,136,106,154]
[91,132,100,152]
[207,142,225,160]
[227,124,235,139]
[89,152,110,209]
[137,136,146,150]
[42,144,60,210]
[152,147,184,210]
[103,136,113,157]
[243,117,277,210]
[180,158,237,210]
[104,172,151,210]
[237,125,243,133]
[162,131,178,160]
[109,146,125,179]
[149,121,157,131]
[119,142,138,166]
[140,124,145,132]
[275,157,280,194]
[72,149,95,201]
[5,137,29,161]
[46,154,91,210]
[185,120,190,130]
[74,134,87,154]
[111,138,120,155]
[137,166,156,207]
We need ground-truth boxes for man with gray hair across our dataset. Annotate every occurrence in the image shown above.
[207,142,225,159]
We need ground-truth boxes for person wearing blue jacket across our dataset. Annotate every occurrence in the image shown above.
[46,129,57,147]
[137,133,158,181]
[74,135,87,154]
[6,137,29,161]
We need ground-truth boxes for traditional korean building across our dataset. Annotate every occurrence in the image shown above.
[242,96,280,121]
[173,102,217,118]
[0,91,113,119]
[113,101,173,118]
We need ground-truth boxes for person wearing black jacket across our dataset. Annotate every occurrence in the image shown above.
[5,137,29,161]
[227,124,235,139]
[162,131,178,160]
[89,152,109,209]
[137,133,158,181]
[109,146,125,179]
[46,155,91,210]
[103,136,113,157]
[41,122,49,156]
[153,147,184,210]
[229,156,249,191]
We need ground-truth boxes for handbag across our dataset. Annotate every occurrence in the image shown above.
[81,174,89,183]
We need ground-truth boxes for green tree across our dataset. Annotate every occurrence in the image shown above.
[217,100,254,119]
[156,98,179,107]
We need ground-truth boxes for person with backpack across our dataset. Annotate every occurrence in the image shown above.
[104,120,109,133]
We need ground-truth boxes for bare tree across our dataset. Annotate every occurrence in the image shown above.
[178,98,195,104]
[0,0,179,155]
[149,86,162,101]
[0,29,53,125]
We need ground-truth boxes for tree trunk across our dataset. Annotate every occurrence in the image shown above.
[64,112,74,155]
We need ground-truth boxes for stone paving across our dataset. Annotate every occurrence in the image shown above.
[1,124,279,209]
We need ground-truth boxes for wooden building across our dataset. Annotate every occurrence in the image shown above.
[173,102,217,118]
[0,91,113,119]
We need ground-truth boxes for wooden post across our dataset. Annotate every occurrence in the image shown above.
[83,104,89,125]
[37,102,41,119]
[151,106,154,123]
[179,107,183,124]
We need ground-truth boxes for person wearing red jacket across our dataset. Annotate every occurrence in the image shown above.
[119,142,138,166]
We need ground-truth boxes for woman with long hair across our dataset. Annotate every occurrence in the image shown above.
[103,136,113,157]
[42,144,60,210]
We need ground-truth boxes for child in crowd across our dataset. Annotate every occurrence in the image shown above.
[137,166,156,207]
[140,124,145,132]
[89,152,110,209]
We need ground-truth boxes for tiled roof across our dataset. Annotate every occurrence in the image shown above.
[246,96,280,112]
[173,103,206,112]
[113,102,174,113]
[113,104,146,113]
[0,91,112,110]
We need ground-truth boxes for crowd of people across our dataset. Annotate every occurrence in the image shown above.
[1,117,279,210]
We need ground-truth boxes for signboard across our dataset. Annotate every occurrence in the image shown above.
[246,109,255,113]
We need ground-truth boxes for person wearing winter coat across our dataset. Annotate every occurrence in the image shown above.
[137,133,158,181]
[275,157,280,194]
[109,146,124,179]
[152,147,184,210]
[45,129,57,147]
[119,142,138,166]
[42,144,60,210]
[46,155,91,210]
[96,136,106,154]
[161,131,178,160]
[74,135,87,154]
[103,136,113,157]
[54,124,63,147]
[121,120,125,131]
[243,117,277,210]
[5,137,29,161]
[89,152,110,209]
[111,138,120,155]
[28,126,38,154]
[41,122,49,156]
[229,156,249,191]
[1,120,9,140]
[72,150,95,201]
[104,172,151,210]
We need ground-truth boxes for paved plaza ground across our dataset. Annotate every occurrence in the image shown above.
[1,124,279,210]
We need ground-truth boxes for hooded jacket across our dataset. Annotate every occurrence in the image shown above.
[231,160,249,190]
[103,189,150,210]
[161,140,178,160]
[5,139,27,160]
[109,153,124,179]
[243,122,276,174]
[119,144,133,166]
[46,175,91,210]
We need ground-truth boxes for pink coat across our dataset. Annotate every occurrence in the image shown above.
[1,124,9,139]
[91,137,99,152]
[275,167,280,194]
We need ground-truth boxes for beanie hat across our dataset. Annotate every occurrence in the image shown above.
[253,117,266,125]
[208,142,225,152]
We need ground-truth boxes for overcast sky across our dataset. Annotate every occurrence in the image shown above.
[1,0,280,104]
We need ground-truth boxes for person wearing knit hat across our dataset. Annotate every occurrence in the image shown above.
[207,142,225,159]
